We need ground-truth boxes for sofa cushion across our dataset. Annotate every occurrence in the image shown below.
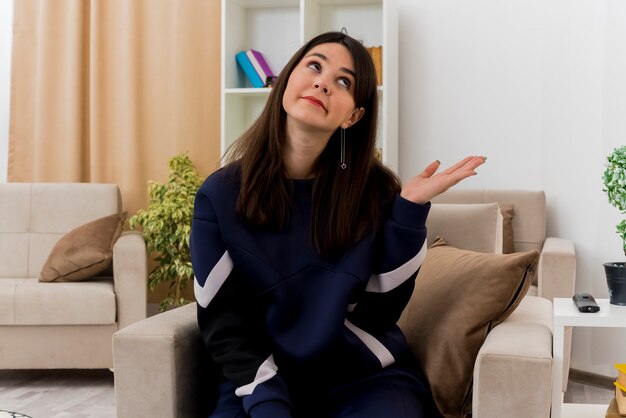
[504,295,553,332]
[29,183,120,233]
[39,213,124,282]
[432,189,546,253]
[427,203,503,253]
[0,279,23,323]
[0,234,29,278]
[0,278,117,325]
[0,183,31,233]
[500,204,516,254]
[397,236,539,417]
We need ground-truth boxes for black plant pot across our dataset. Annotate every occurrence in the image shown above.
[603,262,626,306]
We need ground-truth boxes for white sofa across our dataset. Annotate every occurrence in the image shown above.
[113,189,575,418]
[0,183,147,369]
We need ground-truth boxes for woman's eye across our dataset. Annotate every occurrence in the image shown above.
[307,61,321,72]
[338,78,351,89]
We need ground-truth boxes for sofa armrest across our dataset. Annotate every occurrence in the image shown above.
[472,296,553,418]
[538,237,576,301]
[113,231,148,330]
[113,303,218,418]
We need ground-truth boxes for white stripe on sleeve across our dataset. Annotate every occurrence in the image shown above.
[365,240,427,293]
[194,250,234,308]
[344,320,395,368]
[234,355,279,397]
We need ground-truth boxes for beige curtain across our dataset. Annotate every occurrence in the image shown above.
[9,0,221,216]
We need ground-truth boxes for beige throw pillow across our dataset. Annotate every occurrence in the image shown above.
[39,212,125,282]
[397,236,538,417]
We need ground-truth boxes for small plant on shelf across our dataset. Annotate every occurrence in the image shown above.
[602,145,626,305]
[129,153,203,312]
[603,145,626,257]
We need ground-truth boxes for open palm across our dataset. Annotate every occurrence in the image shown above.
[401,156,486,205]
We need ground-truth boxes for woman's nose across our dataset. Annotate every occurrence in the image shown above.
[314,81,329,95]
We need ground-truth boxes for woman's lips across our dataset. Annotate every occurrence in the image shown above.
[302,96,326,111]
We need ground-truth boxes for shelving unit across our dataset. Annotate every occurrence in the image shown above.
[221,0,398,170]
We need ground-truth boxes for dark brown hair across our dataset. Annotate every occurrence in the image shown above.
[225,31,401,258]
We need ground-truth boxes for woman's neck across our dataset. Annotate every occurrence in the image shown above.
[283,122,332,179]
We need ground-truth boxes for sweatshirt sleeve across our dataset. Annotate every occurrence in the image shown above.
[191,186,292,417]
[346,195,430,334]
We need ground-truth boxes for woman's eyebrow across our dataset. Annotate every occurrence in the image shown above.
[305,52,356,79]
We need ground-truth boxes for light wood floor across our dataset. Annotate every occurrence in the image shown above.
[0,370,114,418]
[0,369,616,417]
[564,379,614,405]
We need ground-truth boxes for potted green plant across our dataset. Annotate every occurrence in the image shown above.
[602,145,626,305]
[129,153,203,311]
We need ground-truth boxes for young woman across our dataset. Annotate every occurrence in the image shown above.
[191,31,485,418]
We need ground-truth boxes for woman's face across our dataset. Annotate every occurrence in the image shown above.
[282,42,364,135]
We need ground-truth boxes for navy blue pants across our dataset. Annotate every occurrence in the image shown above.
[208,366,438,418]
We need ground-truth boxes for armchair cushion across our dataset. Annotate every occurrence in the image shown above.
[426,203,503,253]
[500,204,516,254]
[397,237,539,417]
[39,212,124,282]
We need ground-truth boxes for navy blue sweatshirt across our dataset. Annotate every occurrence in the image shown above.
[190,165,429,417]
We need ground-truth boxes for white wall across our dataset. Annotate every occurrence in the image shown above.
[0,0,13,183]
[398,0,626,376]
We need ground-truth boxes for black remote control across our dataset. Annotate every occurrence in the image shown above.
[572,293,600,313]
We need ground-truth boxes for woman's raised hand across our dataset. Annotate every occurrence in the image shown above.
[400,156,486,205]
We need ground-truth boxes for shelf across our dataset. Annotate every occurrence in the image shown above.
[223,1,300,90]
[554,298,626,328]
[303,0,383,46]
[313,0,382,4]
[224,88,273,96]
[561,403,607,417]
[221,0,397,169]
[225,87,381,95]
[228,0,299,9]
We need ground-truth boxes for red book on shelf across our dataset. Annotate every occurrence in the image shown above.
[246,49,277,87]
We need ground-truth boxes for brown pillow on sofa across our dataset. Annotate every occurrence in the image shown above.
[39,212,125,282]
[500,204,516,253]
[397,236,538,417]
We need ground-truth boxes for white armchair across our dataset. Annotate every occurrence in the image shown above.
[432,189,576,392]
[112,189,574,418]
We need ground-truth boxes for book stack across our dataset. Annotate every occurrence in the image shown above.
[607,364,626,417]
[235,49,277,88]
[367,45,382,86]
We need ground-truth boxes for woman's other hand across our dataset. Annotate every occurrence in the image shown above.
[400,156,486,205]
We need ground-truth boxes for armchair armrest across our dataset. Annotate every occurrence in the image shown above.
[113,303,218,418]
[538,237,576,301]
[472,296,553,418]
[538,236,576,391]
[113,231,148,330]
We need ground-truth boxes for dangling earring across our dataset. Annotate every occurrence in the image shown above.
[340,128,347,170]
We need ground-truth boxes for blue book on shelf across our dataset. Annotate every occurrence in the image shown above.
[236,50,264,88]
